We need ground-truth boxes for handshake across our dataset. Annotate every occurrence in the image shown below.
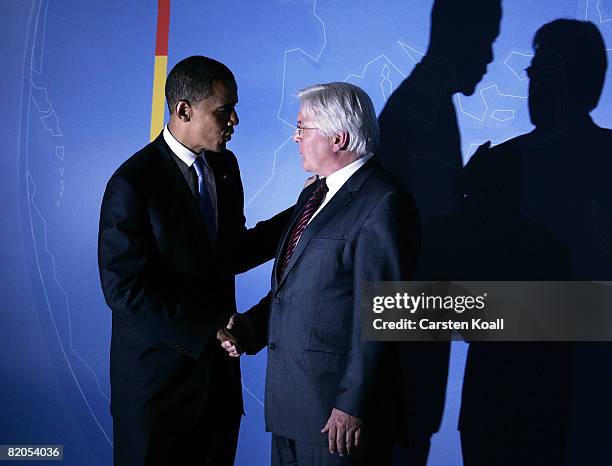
[216,313,256,357]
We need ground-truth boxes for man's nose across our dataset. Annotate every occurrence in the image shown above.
[292,133,300,143]
[230,109,239,126]
[484,44,494,65]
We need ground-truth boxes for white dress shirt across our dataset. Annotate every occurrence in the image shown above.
[163,124,218,226]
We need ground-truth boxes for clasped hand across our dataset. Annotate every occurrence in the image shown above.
[217,313,254,357]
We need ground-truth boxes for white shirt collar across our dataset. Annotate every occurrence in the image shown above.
[163,124,198,167]
[322,154,373,197]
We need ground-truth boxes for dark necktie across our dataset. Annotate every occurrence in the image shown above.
[279,178,328,276]
[193,155,217,241]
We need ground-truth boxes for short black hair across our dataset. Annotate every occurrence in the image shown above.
[164,56,235,112]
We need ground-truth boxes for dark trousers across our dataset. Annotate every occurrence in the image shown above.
[271,434,393,466]
[113,413,240,466]
[113,411,240,466]
[113,346,242,466]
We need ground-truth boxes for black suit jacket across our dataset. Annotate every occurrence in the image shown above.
[98,134,292,430]
[247,159,421,447]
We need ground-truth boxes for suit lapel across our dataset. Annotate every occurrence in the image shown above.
[153,135,214,252]
[275,159,378,292]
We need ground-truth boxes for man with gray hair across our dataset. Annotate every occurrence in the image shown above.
[220,82,421,465]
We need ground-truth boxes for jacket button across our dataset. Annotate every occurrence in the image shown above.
[273,297,280,304]
[268,342,276,350]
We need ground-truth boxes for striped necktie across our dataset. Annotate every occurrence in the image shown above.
[279,178,328,276]
[193,155,217,241]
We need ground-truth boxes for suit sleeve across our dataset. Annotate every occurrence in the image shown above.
[333,190,420,418]
[242,290,272,355]
[233,208,293,274]
[98,174,220,360]
[219,151,294,274]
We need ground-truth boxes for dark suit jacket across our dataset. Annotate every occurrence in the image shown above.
[246,159,420,447]
[98,134,292,430]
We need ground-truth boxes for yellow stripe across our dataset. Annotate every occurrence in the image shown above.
[149,55,168,141]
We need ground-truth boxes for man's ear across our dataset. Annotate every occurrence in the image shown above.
[331,131,349,152]
[174,100,192,122]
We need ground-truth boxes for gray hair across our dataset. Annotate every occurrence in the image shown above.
[297,82,379,157]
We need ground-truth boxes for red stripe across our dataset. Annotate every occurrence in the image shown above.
[285,237,299,251]
[292,223,305,236]
[155,0,170,56]
[297,202,319,218]
[290,217,310,238]
[286,238,299,252]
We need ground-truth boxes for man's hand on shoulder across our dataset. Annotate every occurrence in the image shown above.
[321,408,364,456]
[303,174,319,188]
[217,313,255,357]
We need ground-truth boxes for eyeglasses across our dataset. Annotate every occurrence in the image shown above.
[295,124,319,137]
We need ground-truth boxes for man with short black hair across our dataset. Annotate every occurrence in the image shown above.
[98,55,292,466]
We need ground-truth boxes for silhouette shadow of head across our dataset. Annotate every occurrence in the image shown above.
[427,0,502,95]
[527,19,607,132]
[462,19,610,281]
